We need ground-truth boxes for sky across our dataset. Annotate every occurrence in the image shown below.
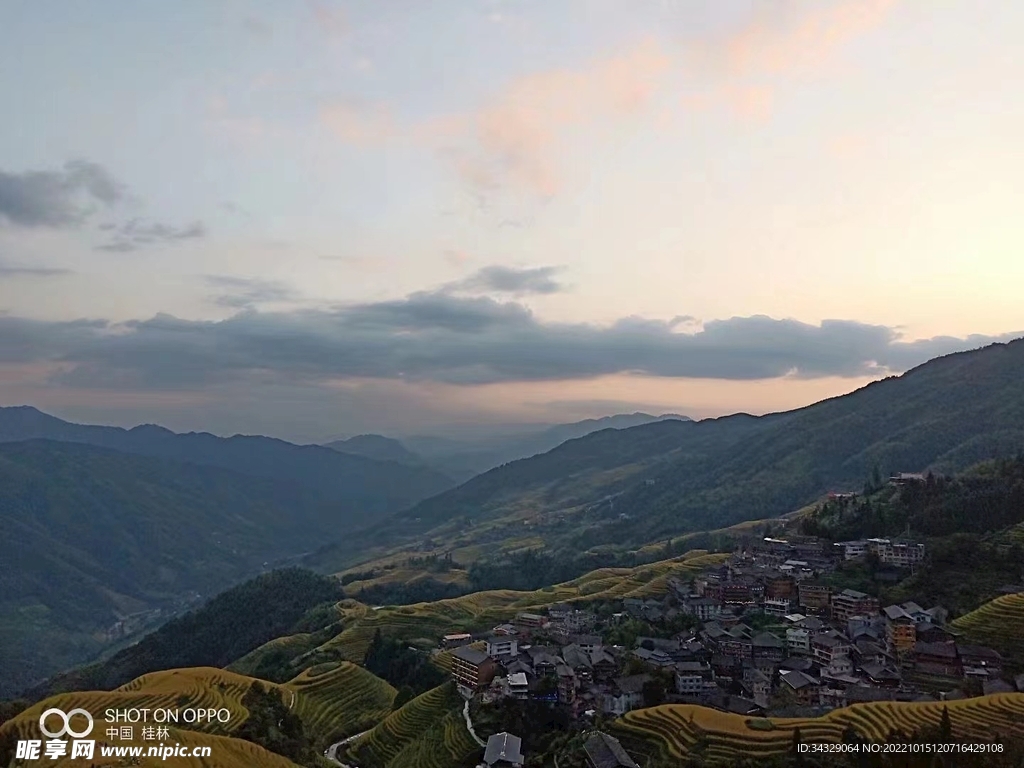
[1,0,1022,442]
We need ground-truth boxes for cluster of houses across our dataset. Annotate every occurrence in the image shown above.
[442,531,1021,740]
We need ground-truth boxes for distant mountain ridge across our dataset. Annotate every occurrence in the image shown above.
[325,434,424,466]
[0,405,455,515]
[401,412,690,478]
[320,339,1024,567]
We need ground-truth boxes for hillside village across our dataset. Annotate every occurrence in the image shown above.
[436,479,1024,766]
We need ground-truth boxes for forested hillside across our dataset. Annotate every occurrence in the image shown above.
[376,340,1024,557]
[0,441,350,697]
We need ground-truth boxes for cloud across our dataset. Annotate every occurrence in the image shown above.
[0,287,1017,392]
[202,275,298,309]
[447,265,565,296]
[321,1,897,198]
[0,161,124,228]
[320,38,671,199]
[309,1,347,37]
[97,219,206,252]
[0,259,72,277]
[714,0,897,78]
[438,38,673,198]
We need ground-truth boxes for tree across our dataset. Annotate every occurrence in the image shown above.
[939,705,952,742]
[642,678,666,708]
[791,726,804,767]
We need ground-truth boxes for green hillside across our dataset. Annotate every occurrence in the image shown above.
[25,569,342,700]
[317,339,1024,574]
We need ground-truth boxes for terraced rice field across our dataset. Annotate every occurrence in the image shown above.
[348,682,463,767]
[385,707,481,768]
[286,661,395,740]
[612,693,1024,765]
[2,668,267,743]
[0,668,303,768]
[951,592,1024,663]
[318,551,727,662]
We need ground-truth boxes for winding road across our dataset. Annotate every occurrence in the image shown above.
[463,700,486,747]
[324,729,370,767]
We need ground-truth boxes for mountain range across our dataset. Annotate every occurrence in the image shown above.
[314,338,1024,571]
[330,412,691,480]
[0,407,685,696]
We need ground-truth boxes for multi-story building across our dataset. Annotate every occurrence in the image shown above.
[684,597,723,622]
[765,575,797,600]
[831,589,879,623]
[441,633,473,649]
[752,632,785,662]
[674,662,714,696]
[485,635,519,660]
[882,605,917,655]
[835,540,869,560]
[722,583,754,604]
[786,626,811,655]
[874,540,926,568]
[798,583,832,612]
[515,612,546,630]
[764,597,791,616]
[603,675,651,716]
[812,633,853,666]
[779,670,819,706]
[451,646,499,690]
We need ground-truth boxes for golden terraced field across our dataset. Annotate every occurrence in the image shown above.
[951,592,1024,664]
[611,693,1024,765]
[1,663,400,767]
[320,550,727,662]
[287,661,396,740]
[0,668,303,768]
[348,681,467,768]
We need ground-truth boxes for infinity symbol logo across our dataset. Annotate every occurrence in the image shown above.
[39,708,94,739]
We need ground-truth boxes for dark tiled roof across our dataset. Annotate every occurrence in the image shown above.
[452,646,489,665]
[914,641,957,659]
[483,732,524,766]
[614,674,652,694]
[583,732,640,768]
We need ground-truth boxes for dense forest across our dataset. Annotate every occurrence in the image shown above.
[363,629,447,694]
[800,454,1024,541]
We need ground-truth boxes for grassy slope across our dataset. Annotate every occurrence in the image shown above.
[612,694,1024,766]
[951,592,1024,668]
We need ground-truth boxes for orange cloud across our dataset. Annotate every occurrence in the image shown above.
[320,38,672,198]
[435,38,673,197]
[321,1,897,193]
[717,0,897,77]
